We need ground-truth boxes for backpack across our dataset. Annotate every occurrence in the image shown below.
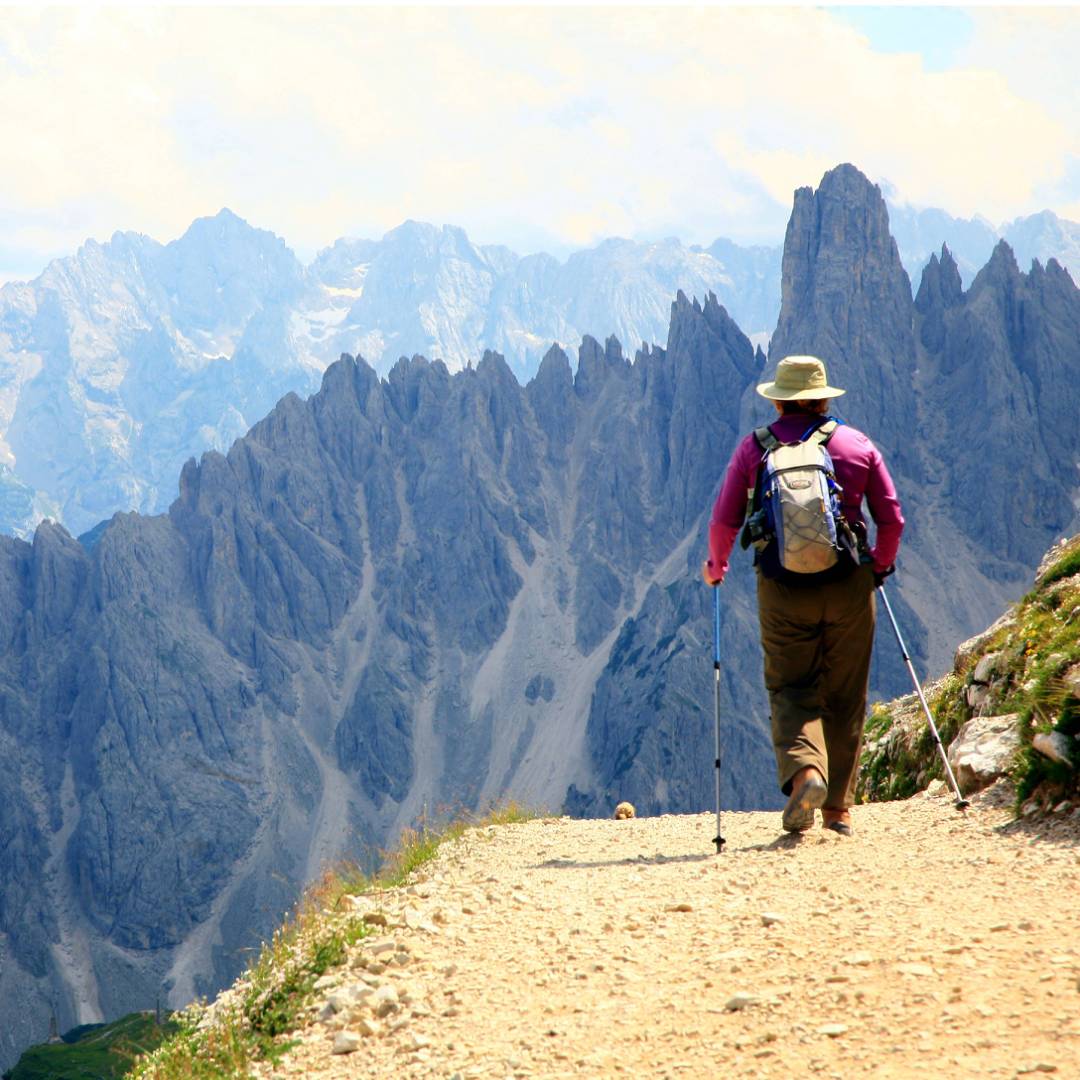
[739,419,858,581]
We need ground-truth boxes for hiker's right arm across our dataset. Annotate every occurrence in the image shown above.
[705,436,757,585]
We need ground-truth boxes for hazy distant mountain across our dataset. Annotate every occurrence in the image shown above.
[888,202,1080,289]
[1001,209,1080,280]
[0,217,779,538]
[886,202,999,286]
[2,194,1078,543]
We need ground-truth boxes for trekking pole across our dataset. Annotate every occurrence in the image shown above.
[712,587,727,852]
[876,583,970,811]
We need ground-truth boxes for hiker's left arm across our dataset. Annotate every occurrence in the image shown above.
[864,446,904,572]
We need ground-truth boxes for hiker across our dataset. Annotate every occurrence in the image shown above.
[702,355,904,835]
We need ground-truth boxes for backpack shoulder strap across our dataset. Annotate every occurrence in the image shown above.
[753,426,781,453]
[808,419,839,446]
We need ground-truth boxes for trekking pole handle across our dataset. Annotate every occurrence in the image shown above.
[713,584,721,669]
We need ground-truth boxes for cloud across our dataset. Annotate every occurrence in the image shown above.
[0,6,1077,280]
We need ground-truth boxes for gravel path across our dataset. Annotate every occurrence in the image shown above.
[255,783,1080,1079]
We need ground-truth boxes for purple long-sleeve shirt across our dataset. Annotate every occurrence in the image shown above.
[707,413,904,583]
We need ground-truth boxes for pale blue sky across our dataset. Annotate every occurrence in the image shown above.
[1,5,1077,283]
[829,6,975,72]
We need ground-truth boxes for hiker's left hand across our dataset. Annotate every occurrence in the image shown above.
[702,560,723,587]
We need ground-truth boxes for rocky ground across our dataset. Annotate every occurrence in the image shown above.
[250,784,1079,1080]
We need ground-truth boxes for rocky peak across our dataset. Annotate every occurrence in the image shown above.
[768,163,916,467]
[574,334,628,399]
[915,244,964,314]
[914,246,964,352]
[970,239,1022,296]
[526,345,575,452]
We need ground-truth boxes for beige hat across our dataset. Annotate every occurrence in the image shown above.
[756,355,845,400]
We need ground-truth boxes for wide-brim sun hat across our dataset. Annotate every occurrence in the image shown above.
[756,355,845,400]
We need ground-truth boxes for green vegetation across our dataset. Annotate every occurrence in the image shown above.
[858,535,1080,811]
[3,1013,178,1080]
[130,801,540,1080]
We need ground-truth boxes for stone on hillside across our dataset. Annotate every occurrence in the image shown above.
[954,613,1016,673]
[372,984,400,1017]
[332,1031,361,1054]
[947,715,1021,792]
[724,993,759,1011]
[972,651,1003,684]
[1032,731,1074,768]
[1063,663,1080,697]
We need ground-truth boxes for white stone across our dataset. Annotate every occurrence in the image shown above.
[761,912,784,927]
[954,614,1015,672]
[897,962,934,977]
[724,993,758,1011]
[818,1024,848,1038]
[372,984,400,1017]
[947,715,1021,791]
[972,651,1002,684]
[1032,731,1074,768]
[327,991,353,1014]
[332,1031,361,1054]
[1063,663,1080,697]
[842,952,874,967]
[357,1016,382,1037]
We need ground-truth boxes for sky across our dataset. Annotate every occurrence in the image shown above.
[1,4,1078,283]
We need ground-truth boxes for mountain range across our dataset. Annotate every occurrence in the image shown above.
[2,163,1080,1069]
[2,198,1078,541]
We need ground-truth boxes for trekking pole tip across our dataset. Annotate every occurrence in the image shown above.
[714,835,726,853]
[954,798,971,811]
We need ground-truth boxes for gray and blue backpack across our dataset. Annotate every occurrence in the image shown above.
[740,419,859,582]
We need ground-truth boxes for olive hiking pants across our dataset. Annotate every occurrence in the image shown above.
[757,564,876,809]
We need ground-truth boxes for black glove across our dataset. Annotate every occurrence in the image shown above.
[873,564,895,588]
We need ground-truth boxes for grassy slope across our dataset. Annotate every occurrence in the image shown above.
[857,534,1080,809]
[3,1014,178,1080]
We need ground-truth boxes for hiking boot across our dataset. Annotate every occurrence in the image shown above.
[781,767,827,832]
[822,808,852,836]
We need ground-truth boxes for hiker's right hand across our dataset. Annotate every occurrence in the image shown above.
[702,560,723,587]
[873,564,895,587]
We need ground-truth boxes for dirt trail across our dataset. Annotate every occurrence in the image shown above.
[255,784,1080,1080]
